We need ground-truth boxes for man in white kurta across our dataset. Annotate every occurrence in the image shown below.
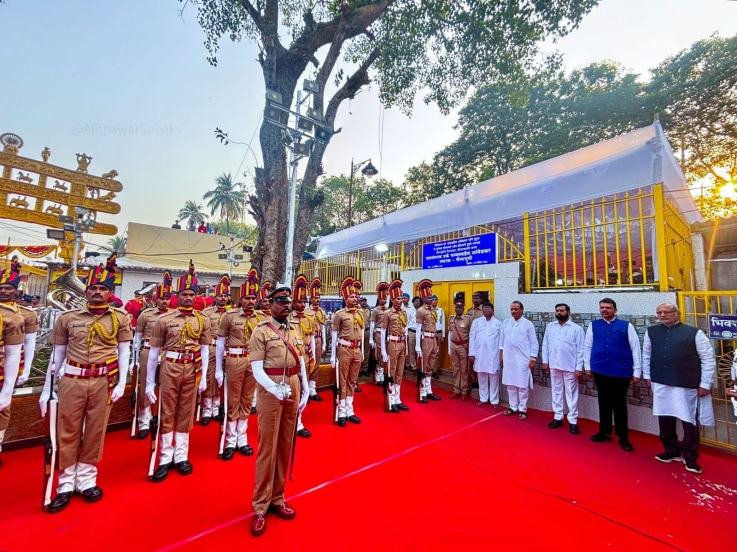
[500,301,539,419]
[641,303,715,474]
[468,301,502,406]
[541,303,585,434]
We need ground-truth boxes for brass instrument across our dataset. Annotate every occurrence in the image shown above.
[46,268,87,311]
[134,282,157,309]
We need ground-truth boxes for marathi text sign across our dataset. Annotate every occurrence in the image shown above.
[707,314,737,340]
[422,234,497,270]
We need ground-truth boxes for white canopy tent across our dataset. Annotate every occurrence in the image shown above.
[316,122,699,259]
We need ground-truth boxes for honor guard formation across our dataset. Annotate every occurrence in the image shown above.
[0,253,724,538]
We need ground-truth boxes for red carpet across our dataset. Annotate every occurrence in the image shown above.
[1,382,736,551]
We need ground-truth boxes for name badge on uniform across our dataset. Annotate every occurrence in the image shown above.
[168,323,179,328]
[233,322,244,326]
[296,338,303,346]
[72,323,86,328]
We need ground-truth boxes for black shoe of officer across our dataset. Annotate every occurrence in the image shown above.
[175,460,193,475]
[135,429,149,440]
[390,405,400,414]
[239,445,254,456]
[200,416,211,426]
[347,415,361,424]
[80,486,103,503]
[309,394,322,402]
[250,407,258,415]
[336,417,347,427]
[47,492,73,513]
[427,393,441,401]
[297,428,312,438]
[151,462,173,483]
[397,403,409,411]
[221,447,235,461]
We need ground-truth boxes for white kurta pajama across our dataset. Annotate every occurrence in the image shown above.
[541,319,585,424]
[500,317,539,413]
[469,316,502,405]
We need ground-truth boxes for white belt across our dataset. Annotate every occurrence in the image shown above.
[165,351,195,361]
[422,332,437,338]
[388,335,406,342]
[338,338,361,348]
[228,347,247,355]
[211,340,217,346]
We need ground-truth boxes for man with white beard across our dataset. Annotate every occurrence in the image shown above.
[541,303,585,434]
[642,303,715,474]
[500,301,539,420]
[468,301,502,407]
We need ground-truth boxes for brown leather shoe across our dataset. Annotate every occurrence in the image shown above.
[448,393,461,399]
[251,514,266,536]
[268,502,296,520]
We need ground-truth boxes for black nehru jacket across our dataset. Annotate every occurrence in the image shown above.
[646,322,700,389]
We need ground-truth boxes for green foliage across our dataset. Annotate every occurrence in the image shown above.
[210,219,258,240]
[178,200,207,228]
[202,172,246,235]
[106,235,125,253]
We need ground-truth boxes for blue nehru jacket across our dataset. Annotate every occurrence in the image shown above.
[590,318,634,378]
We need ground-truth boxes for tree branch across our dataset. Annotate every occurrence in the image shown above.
[324,47,382,124]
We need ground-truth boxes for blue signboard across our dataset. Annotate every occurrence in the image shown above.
[422,233,497,270]
[707,314,737,340]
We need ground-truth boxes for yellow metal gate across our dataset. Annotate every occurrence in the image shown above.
[678,291,737,451]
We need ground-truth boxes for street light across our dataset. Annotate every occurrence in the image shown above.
[47,208,96,270]
[348,158,378,228]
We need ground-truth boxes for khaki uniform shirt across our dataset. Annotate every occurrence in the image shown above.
[136,307,168,340]
[467,307,483,322]
[332,308,364,341]
[0,303,26,347]
[18,305,39,335]
[449,314,472,343]
[381,308,408,336]
[53,306,132,363]
[218,308,264,347]
[416,305,438,334]
[203,305,228,346]
[309,306,327,339]
[150,309,211,351]
[371,307,388,333]
[249,317,305,368]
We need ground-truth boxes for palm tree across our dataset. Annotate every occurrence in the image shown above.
[107,235,125,253]
[178,200,207,229]
[202,173,246,235]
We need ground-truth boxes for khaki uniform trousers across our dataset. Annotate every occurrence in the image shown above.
[337,345,361,400]
[225,355,256,420]
[420,336,438,376]
[388,341,406,382]
[361,329,370,371]
[407,331,418,370]
[204,344,219,398]
[137,347,152,409]
[310,336,323,383]
[0,399,10,433]
[252,373,300,515]
[450,342,470,394]
[159,359,198,434]
[58,375,112,470]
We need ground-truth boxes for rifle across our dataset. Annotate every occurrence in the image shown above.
[217,372,228,457]
[129,362,138,438]
[288,413,298,481]
[416,353,424,402]
[382,357,392,412]
[333,359,340,423]
[42,368,58,510]
[195,390,202,423]
[148,368,162,478]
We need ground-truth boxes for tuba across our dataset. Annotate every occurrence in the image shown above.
[46,268,87,311]
[135,282,157,309]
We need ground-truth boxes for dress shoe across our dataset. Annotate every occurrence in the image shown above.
[297,428,312,438]
[239,445,254,456]
[427,393,441,401]
[548,419,563,429]
[151,462,173,483]
[221,447,235,461]
[309,394,322,402]
[460,394,468,401]
[136,429,149,440]
[251,514,266,537]
[215,408,225,423]
[47,491,73,514]
[569,424,580,435]
[449,392,461,399]
[80,486,103,503]
[432,372,440,380]
[175,460,194,475]
[336,417,347,427]
[354,386,362,393]
[348,414,361,424]
[618,439,634,453]
[250,407,258,415]
[200,416,211,426]
[390,405,399,413]
[268,502,296,520]
[397,403,409,411]
[419,397,428,404]
[590,433,612,443]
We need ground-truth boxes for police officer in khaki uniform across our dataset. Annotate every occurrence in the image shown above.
[290,275,317,438]
[249,287,309,537]
[448,301,472,400]
[467,292,484,321]
[331,277,365,426]
[202,275,231,425]
[370,282,389,385]
[379,279,410,413]
[415,279,441,403]
[308,277,326,401]
[146,261,211,482]
[0,267,27,468]
[43,258,133,512]
[132,271,172,439]
[9,257,39,390]
[216,268,263,460]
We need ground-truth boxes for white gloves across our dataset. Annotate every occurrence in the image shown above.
[39,344,65,418]
[16,332,37,385]
[110,341,131,403]
[215,337,226,387]
[380,328,389,363]
[415,322,423,357]
[0,344,21,411]
[130,333,142,376]
[146,345,161,404]
[198,346,209,393]
[251,360,293,401]
[330,330,338,368]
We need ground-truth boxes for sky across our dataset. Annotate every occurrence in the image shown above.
[1,0,736,253]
